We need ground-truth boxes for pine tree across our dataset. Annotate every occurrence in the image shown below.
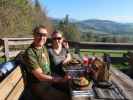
[57,15,80,41]
[33,0,53,33]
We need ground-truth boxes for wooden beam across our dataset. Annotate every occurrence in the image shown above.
[69,41,133,50]
[2,38,33,41]
[8,40,32,46]
[8,50,23,58]
[111,67,133,100]
[6,78,24,100]
[0,52,4,57]
[0,66,24,100]
[3,38,9,61]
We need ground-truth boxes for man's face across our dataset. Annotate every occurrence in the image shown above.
[34,28,48,47]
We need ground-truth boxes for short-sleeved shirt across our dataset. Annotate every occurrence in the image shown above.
[48,48,69,76]
[23,44,51,82]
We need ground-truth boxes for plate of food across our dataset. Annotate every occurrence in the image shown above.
[73,76,90,87]
[67,59,82,65]
[63,59,83,70]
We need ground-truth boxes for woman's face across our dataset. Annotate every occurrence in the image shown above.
[53,33,63,47]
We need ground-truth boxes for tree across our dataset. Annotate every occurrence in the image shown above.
[33,0,53,33]
[0,0,53,37]
[57,15,80,41]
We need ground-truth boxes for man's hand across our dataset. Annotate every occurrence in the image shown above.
[64,75,72,80]
[52,75,71,83]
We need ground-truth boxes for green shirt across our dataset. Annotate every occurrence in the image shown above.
[23,44,51,76]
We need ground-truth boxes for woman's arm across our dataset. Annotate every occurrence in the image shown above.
[62,53,71,64]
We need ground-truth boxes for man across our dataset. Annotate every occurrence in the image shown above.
[23,25,70,100]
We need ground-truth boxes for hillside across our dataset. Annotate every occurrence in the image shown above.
[77,19,133,35]
[52,18,133,36]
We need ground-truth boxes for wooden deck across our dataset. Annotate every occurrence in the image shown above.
[71,82,127,100]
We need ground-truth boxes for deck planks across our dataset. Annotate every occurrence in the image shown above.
[93,83,126,100]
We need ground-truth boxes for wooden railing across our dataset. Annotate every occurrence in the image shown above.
[1,38,133,61]
[0,38,33,61]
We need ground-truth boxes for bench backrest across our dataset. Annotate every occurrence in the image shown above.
[0,66,24,100]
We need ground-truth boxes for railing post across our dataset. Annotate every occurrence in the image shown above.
[3,38,9,62]
[127,52,133,78]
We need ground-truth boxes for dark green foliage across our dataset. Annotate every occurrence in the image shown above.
[56,15,80,41]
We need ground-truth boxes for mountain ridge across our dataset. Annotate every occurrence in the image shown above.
[51,18,133,35]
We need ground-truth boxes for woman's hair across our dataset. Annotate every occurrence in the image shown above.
[51,30,63,38]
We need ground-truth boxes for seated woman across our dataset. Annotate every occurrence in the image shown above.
[48,30,71,77]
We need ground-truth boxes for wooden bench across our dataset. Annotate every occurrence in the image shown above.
[0,66,25,100]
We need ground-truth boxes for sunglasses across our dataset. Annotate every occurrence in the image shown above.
[53,37,62,40]
[36,32,48,37]
[63,40,68,42]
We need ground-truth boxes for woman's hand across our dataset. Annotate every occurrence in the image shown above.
[62,59,69,65]
[62,53,71,64]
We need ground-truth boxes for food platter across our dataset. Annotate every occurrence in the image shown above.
[72,77,90,87]
[63,62,85,79]
[63,60,91,88]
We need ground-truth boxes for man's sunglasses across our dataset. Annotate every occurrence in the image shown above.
[36,32,48,37]
[53,37,62,40]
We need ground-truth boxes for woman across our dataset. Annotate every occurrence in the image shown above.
[48,30,71,77]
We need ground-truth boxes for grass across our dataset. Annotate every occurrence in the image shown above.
[1,49,129,70]
[112,63,129,69]
[79,49,127,57]
[0,57,5,64]
[0,57,14,64]
[79,49,129,69]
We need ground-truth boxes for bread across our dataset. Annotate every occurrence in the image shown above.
[69,59,80,64]
[73,77,89,86]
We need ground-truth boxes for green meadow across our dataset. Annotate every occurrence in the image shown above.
[0,49,129,69]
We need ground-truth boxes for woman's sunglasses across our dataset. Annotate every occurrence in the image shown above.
[53,37,62,40]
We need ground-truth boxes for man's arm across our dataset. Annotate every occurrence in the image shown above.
[32,67,70,83]
[32,67,53,82]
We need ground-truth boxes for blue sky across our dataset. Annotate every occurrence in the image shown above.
[37,0,133,23]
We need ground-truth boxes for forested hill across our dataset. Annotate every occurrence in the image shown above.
[77,19,133,35]
[52,18,133,36]
[0,0,53,38]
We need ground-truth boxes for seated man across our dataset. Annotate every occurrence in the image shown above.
[23,25,70,100]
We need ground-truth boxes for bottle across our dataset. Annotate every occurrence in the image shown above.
[0,64,7,82]
[82,55,88,67]
[4,61,16,72]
